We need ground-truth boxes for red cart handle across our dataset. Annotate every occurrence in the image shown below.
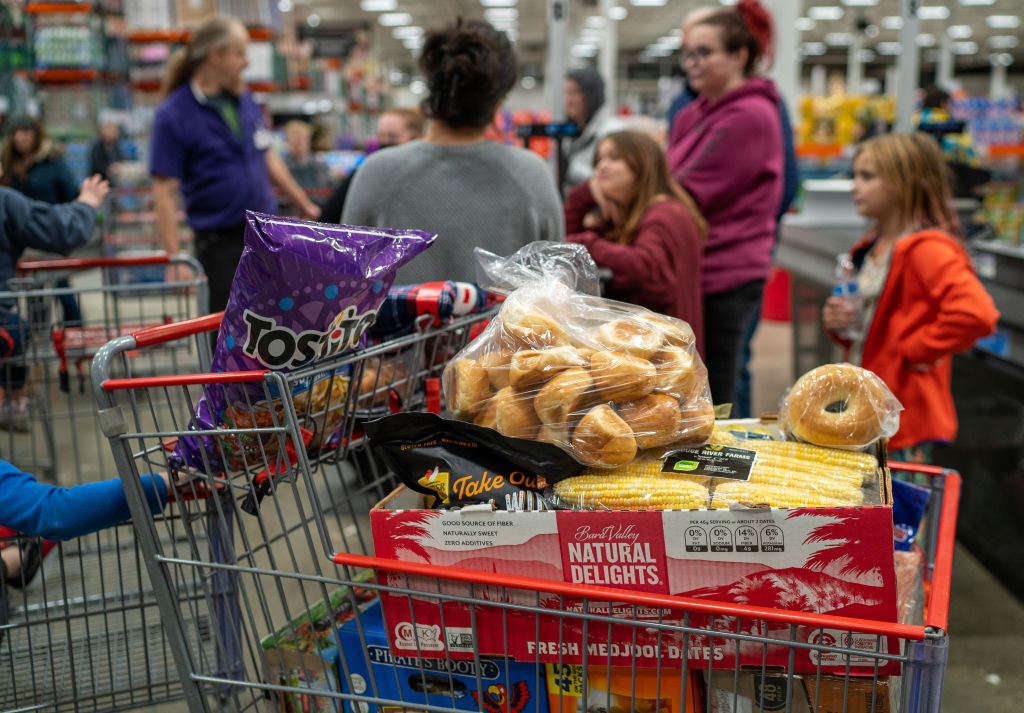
[17,254,175,272]
[131,312,224,348]
[332,551,927,641]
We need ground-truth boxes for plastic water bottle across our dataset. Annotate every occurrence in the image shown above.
[832,254,863,341]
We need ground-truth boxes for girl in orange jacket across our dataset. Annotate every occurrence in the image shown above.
[823,132,999,462]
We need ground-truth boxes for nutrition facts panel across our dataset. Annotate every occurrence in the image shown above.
[683,523,786,553]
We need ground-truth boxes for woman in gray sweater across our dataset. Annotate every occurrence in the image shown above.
[342,19,563,284]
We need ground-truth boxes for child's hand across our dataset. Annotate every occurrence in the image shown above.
[823,296,856,332]
[77,175,111,208]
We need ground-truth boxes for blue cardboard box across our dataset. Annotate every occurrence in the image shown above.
[336,600,548,713]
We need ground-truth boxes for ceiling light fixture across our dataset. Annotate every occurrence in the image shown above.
[630,0,668,7]
[484,8,518,21]
[306,13,321,28]
[917,6,950,20]
[392,26,423,39]
[795,18,815,31]
[986,15,1021,29]
[378,13,412,26]
[916,33,937,47]
[876,42,901,55]
[951,41,978,55]
[609,6,628,20]
[988,35,1020,49]
[881,16,903,30]
[800,42,828,56]
[947,25,972,39]
[360,0,397,11]
[808,7,843,20]
[825,32,853,46]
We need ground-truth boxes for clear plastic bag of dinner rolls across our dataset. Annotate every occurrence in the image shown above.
[779,363,903,450]
[440,243,713,468]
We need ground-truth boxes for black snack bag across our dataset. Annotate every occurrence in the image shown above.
[364,412,585,510]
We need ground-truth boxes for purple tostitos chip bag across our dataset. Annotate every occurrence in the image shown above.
[173,211,435,474]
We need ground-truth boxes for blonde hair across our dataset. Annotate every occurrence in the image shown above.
[160,16,245,97]
[854,132,958,237]
[596,131,708,245]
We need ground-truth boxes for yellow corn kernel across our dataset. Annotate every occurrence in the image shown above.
[751,453,864,488]
[581,461,710,488]
[709,430,741,446]
[747,465,864,505]
[708,433,877,484]
[554,473,709,510]
[710,481,856,509]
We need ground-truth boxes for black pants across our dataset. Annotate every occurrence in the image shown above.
[704,279,766,410]
[194,225,246,314]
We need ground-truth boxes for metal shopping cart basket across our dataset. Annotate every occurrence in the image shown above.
[0,253,208,483]
[0,253,208,713]
[103,185,192,270]
[91,305,956,713]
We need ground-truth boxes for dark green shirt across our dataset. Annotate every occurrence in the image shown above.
[205,93,242,138]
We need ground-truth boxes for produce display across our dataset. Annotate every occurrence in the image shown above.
[443,244,713,468]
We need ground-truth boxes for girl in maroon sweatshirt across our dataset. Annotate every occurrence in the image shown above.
[565,130,707,354]
[667,0,783,408]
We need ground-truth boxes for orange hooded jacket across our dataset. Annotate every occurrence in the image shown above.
[839,229,999,450]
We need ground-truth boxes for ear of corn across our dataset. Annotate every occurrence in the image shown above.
[745,466,864,505]
[553,472,709,510]
[751,453,864,488]
[710,481,855,509]
[581,460,710,488]
[709,430,877,484]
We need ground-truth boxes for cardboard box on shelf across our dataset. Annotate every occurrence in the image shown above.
[335,599,549,713]
[546,664,705,713]
[369,462,899,675]
[706,670,891,713]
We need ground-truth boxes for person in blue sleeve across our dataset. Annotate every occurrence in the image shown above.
[149,15,320,313]
[0,464,172,640]
[0,175,109,422]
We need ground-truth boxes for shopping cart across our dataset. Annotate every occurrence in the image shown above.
[0,253,208,713]
[92,305,956,713]
[103,185,192,265]
[0,253,208,484]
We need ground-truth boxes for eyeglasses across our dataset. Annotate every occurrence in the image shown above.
[679,46,719,67]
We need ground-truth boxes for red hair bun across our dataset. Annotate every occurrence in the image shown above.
[737,0,774,68]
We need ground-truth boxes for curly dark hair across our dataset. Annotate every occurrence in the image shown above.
[419,18,517,130]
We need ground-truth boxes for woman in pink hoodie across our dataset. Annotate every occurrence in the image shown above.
[667,0,783,409]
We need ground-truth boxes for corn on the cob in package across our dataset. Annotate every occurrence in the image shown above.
[550,429,876,511]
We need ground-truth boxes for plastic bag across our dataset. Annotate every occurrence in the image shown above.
[364,412,584,510]
[173,212,435,474]
[475,241,600,296]
[443,244,713,468]
[779,363,903,449]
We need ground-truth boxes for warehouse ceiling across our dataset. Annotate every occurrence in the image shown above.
[284,0,1023,75]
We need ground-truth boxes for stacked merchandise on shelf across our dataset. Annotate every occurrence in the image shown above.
[952,96,1024,159]
[978,182,1024,246]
